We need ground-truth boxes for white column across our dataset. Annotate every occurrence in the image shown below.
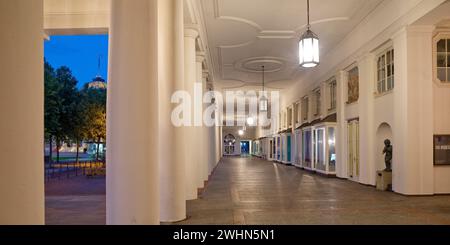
[357,54,376,186]
[392,26,434,195]
[215,125,221,166]
[158,0,186,222]
[184,28,199,200]
[217,126,223,167]
[0,0,44,225]
[206,78,217,175]
[196,54,209,186]
[107,0,159,225]
[336,70,348,179]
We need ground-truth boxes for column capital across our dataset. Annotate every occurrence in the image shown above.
[207,82,214,91]
[202,70,210,79]
[196,51,206,63]
[185,28,199,39]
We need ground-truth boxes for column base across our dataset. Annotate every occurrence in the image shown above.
[160,215,190,225]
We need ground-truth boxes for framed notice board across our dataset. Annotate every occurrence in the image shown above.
[434,135,450,165]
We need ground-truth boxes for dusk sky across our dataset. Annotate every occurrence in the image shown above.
[44,35,109,88]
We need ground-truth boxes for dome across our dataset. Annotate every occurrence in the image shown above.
[92,75,106,82]
[87,75,107,89]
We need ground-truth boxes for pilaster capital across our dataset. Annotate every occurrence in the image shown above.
[406,25,435,34]
[391,26,407,41]
[185,28,199,39]
[356,53,375,65]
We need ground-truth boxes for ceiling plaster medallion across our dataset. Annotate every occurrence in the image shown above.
[234,56,286,73]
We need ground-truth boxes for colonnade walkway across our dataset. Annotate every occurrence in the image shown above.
[180,157,450,225]
[46,157,450,225]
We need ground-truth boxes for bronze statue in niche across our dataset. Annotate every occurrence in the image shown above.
[383,139,393,172]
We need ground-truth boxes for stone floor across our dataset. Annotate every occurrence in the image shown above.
[180,157,450,225]
[46,157,450,225]
[45,176,106,225]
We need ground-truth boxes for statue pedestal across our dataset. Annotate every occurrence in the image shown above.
[376,170,392,191]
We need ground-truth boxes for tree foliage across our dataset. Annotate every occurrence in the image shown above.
[44,62,107,163]
[44,61,61,140]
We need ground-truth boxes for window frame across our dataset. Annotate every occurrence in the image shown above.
[293,101,300,125]
[302,96,309,122]
[375,47,395,95]
[313,88,321,117]
[287,106,293,128]
[327,78,337,111]
[433,32,450,85]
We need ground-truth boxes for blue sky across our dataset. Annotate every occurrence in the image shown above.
[44,35,109,88]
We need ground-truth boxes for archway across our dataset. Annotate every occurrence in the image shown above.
[375,123,393,172]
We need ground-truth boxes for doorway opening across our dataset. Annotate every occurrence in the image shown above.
[44,34,108,225]
[348,119,360,181]
[240,141,250,156]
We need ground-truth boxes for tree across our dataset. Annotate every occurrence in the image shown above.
[44,61,61,165]
[55,66,79,163]
[81,86,107,161]
[45,63,107,164]
[71,90,87,163]
[85,103,106,161]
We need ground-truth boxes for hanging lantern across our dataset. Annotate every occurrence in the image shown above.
[238,129,244,136]
[260,65,268,112]
[247,117,255,126]
[299,0,320,68]
[260,95,268,112]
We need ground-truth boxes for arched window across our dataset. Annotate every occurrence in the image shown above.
[224,134,236,155]
[434,34,450,83]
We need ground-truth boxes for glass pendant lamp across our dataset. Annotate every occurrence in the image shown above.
[299,0,320,68]
[260,65,268,112]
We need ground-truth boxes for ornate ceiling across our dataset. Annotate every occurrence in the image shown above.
[200,0,383,91]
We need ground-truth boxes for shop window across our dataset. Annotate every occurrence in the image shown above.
[376,48,394,94]
[303,130,312,169]
[316,128,325,171]
[347,66,359,103]
[328,127,336,172]
[435,37,450,83]
[328,79,337,110]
